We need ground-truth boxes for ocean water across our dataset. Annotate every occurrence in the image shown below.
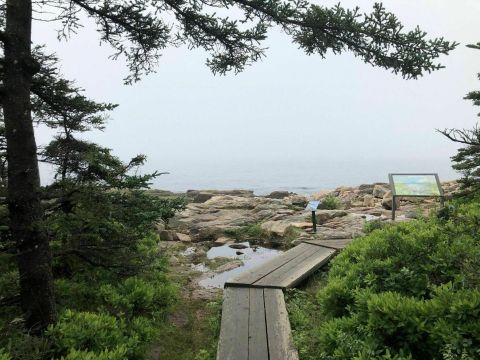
[153,157,459,195]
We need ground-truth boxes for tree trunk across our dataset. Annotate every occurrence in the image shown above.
[3,0,56,331]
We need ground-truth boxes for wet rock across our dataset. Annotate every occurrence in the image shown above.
[229,243,248,249]
[266,191,292,199]
[213,237,231,247]
[215,260,243,273]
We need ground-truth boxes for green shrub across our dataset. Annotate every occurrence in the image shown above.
[60,347,127,360]
[99,276,176,319]
[315,201,480,359]
[194,299,223,360]
[320,195,339,210]
[246,223,264,238]
[363,219,387,234]
[0,270,19,303]
[47,310,130,355]
[0,349,11,360]
[47,307,165,360]
[0,333,51,360]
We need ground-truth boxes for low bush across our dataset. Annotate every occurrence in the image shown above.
[314,200,480,359]
[0,349,11,360]
[47,310,157,360]
[60,347,128,360]
[99,275,176,319]
[362,219,387,234]
[320,195,339,210]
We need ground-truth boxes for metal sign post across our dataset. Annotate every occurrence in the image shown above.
[305,200,320,233]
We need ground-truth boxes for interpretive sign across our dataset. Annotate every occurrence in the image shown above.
[388,173,444,220]
[305,200,320,212]
[305,200,320,233]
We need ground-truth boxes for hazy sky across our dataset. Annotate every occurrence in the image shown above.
[33,0,480,190]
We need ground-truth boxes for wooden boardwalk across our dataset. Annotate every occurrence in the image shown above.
[217,239,351,360]
[217,288,298,360]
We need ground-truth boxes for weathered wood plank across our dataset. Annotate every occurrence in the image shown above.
[248,288,268,360]
[254,245,334,288]
[264,288,299,360]
[301,238,352,249]
[264,247,336,288]
[217,288,250,360]
[225,243,312,287]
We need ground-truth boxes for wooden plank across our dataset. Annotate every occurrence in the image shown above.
[248,288,268,360]
[302,238,352,249]
[254,245,334,288]
[225,243,312,287]
[267,247,336,288]
[217,288,250,360]
[264,288,299,360]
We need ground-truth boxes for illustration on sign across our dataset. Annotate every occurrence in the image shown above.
[391,174,441,196]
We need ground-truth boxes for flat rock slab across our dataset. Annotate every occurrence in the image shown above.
[225,243,336,289]
[217,287,298,360]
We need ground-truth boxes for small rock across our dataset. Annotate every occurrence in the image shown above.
[215,260,243,273]
[363,194,375,207]
[213,237,231,247]
[288,195,308,207]
[357,184,374,195]
[373,184,389,199]
[405,211,418,219]
[381,191,400,210]
[236,251,244,255]
[159,230,179,241]
[192,193,214,203]
[315,210,348,224]
[177,233,192,242]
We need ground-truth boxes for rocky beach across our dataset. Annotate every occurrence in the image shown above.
[154,181,458,301]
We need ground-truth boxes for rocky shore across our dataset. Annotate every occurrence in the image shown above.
[154,181,458,247]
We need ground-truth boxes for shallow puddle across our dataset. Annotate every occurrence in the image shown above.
[199,242,283,289]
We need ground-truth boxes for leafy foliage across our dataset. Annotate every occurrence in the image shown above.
[315,199,480,359]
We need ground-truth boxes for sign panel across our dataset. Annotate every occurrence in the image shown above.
[390,174,441,196]
[305,200,320,211]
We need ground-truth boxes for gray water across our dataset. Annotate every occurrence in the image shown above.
[199,242,283,288]
[153,158,458,195]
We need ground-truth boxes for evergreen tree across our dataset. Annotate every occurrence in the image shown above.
[440,43,480,196]
[0,0,458,331]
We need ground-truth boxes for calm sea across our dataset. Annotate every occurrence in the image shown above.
[152,157,459,195]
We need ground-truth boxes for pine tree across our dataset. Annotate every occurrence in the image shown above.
[439,43,480,196]
[0,0,458,331]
